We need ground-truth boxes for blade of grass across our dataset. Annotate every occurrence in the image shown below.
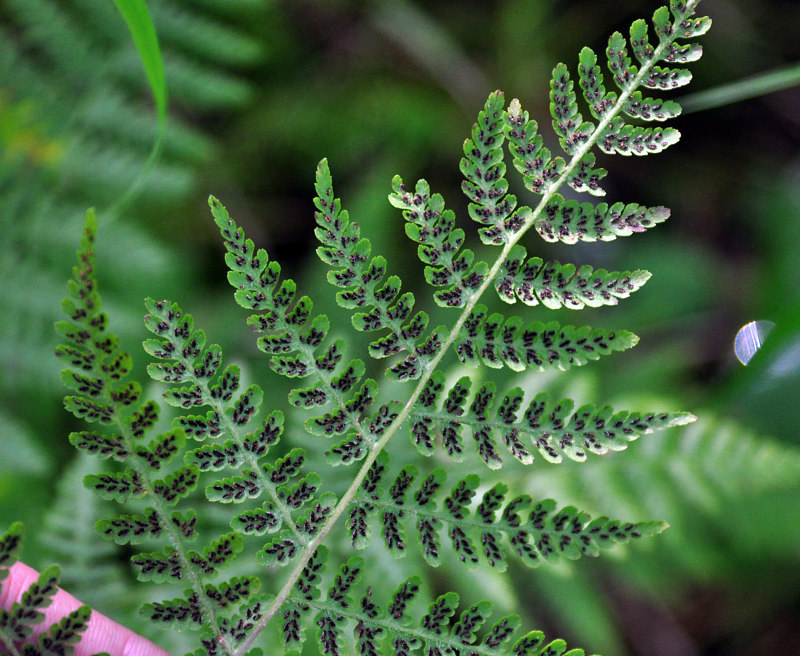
[680,62,800,114]
[112,0,166,125]
[109,0,167,216]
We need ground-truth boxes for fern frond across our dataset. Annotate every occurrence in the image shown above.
[454,305,638,372]
[315,160,442,383]
[504,97,671,241]
[408,371,694,466]
[390,172,654,308]
[209,194,654,656]
[495,246,651,309]
[530,193,671,244]
[388,176,489,310]
[0,523,24,581]
[211,196,399,463]
[55,211,261,654]
[0,523,93,656]
[142,295,341,569]
[278,546,597,656]
[460,91,520,241]
[49,2,713,654]
[347,452,666,570]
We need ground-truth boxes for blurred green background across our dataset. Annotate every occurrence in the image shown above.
[1,1,799,655]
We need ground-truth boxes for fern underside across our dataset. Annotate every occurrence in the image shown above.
[46,2,712,655]
[0,524,95,656]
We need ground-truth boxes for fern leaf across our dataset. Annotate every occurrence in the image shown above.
[142,296,326,564]
[460,91,520,242]
[83,469,147,502]
[388,176,489,310]
[0,567,63,646]
[95,508,163,546]
[55,213,270,654]
[0,524,93,656]
[0,523,24,580]
[495,245,651,309]
[455,305,638,372]
[212,195,404,466]
[410,371,694,465]
[68,431,130,461]
[142,593,204,629]
[142,576,260,631]
[315,159,440,381]
[51,2,712,654]
[32,606,93,656]
[349,452,666,569]
[277,549,599,656]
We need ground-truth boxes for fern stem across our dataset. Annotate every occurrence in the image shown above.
[240,5,697,651]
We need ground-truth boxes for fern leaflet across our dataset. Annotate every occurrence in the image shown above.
[0,523,94,656]
[348,451,667,569]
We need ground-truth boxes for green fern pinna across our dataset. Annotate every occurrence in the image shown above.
[1,1,710,654]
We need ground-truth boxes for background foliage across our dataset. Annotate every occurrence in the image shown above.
[1,1,799,655]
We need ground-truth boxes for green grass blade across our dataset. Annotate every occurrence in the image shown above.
[112,0,167,124]
[680,62,800,114]
[109,0,167,216]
